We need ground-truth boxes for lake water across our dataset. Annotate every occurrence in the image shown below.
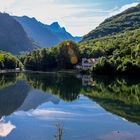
[0,73,140,140]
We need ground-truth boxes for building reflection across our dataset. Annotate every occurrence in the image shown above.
[76,74,95,86]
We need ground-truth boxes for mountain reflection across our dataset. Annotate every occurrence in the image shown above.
[0,73,140,126]
[17,90,60,111]
[0,74,31,119]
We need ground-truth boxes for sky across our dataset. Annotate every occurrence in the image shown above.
[0,0,140,36]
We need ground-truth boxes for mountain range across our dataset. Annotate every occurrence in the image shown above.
[83,3,140,41]
[0,13,36,54]
[14,16,81,48]
[0,3,139,55]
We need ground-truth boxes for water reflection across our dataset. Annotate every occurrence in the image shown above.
[25,73,82,101]
[0,73,140,139]
[0,73,140,124]
[0,75,30,119]
[83,76,140,125]
[17,90,60,111]
[0,118,15,138]
[0,73,17,90]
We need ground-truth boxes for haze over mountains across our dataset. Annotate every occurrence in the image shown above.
[15,16,81,48]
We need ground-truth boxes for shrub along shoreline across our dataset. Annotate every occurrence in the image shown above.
[0,51,23,72]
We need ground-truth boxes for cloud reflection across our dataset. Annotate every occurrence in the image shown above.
[14,109,78,120]
[0,118,16,137]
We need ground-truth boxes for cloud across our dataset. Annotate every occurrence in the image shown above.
[0,1,139,35]
[14,106,110,122]
[0,0,117,35]
[82,2,139,35]
[110,2,139,16]
[14,108,78,120]
[0,0,15,12]
[0,0,15,5]
[0,119,16,137]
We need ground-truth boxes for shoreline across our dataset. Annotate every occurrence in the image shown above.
[0,69,139,77]
[24,69,79,74]
[0,69,22,74]
[0,69,79,74]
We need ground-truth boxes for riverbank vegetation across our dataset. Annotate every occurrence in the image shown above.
[0,51,23,70]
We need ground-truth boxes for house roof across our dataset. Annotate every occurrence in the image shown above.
[82,58,96,63]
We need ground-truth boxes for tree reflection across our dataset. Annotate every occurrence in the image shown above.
[0,73,17,89]
[25,73,82,101]
[83,76,140,125]
[25,73,140,125]
[0,72,140,126]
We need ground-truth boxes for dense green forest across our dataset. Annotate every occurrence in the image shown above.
[80,29,140,74]
[23,40,80,71]
[0,51,23,70]
[0,28,139,75]
[79,3,140,75]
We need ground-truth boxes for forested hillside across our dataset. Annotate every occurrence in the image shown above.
[83,4,140,41]
[80,29,140,74]
[80,4,140,75]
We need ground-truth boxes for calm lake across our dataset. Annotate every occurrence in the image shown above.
[0,72,140,140]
